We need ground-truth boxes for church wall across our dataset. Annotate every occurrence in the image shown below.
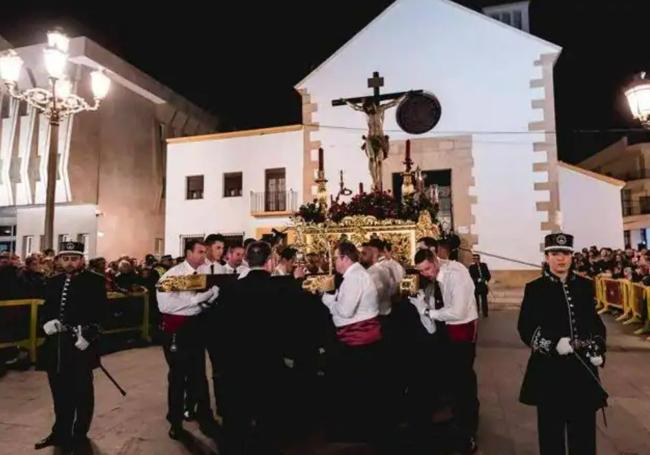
[165,129,303,256]
[558,165,624,251]
[296,0,560,270]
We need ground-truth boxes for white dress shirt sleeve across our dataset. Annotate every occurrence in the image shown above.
[322,273,363,319]
[429,269,475,322]
[156,264,203,316]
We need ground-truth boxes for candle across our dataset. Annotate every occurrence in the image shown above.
[359,182,364,194]
[405,139,411,162]
[318,148,324,172]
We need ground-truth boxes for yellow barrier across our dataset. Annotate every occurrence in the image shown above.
[633,287,650,339]
[103,290,151,342]
[0,290,150,364]
[594,276,650,340]
[619,282,645,325]
[596,278,626,315]
[0,299,45,363]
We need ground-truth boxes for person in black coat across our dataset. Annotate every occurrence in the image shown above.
[216,241,307,455]
[469,254,491,318]
[35,242,108,451]
[518,233,607,455]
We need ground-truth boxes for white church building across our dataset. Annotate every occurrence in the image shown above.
[164,0,623,285]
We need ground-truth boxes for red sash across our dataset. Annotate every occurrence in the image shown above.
[161,314,192,334]
[336,317,382,347]
[447,320,478,343]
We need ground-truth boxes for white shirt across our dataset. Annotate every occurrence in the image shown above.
[426,260,478,325]
[273,264,289,276]
[322,262,379,327]
[224,263,248,275]
[378,256,405,296]
[156,261,204,316]
[367,263,393,315]
[198,258,225,275]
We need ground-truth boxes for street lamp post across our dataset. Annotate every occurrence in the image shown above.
[0,29,110,250]
[624,72,650,128]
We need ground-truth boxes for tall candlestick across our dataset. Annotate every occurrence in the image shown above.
[405,139,411,162]
[318,147,324,172]
[359,182,364,194]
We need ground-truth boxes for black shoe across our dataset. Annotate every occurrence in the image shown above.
[168,425,188,440]
[35,433,65,450]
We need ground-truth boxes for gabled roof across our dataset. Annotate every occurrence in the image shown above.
[558,161,626,188]
[295,0,560,89]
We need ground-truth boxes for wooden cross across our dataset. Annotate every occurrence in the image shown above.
[331,71,421,107]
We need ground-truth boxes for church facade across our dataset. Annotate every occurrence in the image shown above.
[165,0,623,283]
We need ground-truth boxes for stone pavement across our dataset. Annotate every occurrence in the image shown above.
[1,310,649,454]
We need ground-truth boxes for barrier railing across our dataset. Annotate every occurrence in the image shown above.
[0,299,44,363]
[596,278,625,314]
[0,290,150,364]
[594,276,650,340]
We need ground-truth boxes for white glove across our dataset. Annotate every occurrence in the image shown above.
[408,291,427,315]
[590,355,604,367]
[191,287,216,305]
[43,319,63,335]
[74,325,90,351]
[556,337,574,356]
[207,285,219,303]
[419,315,437,335]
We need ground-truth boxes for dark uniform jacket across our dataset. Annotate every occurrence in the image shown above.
[39,270,108,371]
[517,269,607,411]
[215,270,327,377]
[469,263,491,293]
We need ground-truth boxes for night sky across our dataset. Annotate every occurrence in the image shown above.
[2,0,650,163]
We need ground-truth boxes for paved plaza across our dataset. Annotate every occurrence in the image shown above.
[1,310,649,454]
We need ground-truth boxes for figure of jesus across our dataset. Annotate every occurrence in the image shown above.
[342,93,408,191]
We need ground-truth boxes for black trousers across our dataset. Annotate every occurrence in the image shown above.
[220,369,285,455]
[162,327,211,427]
[47,364,94,441]
[327,341,387,443]
[448,341,479,438]
[405,332,449,448]
[537,406,596,455]
[475,290,488,317]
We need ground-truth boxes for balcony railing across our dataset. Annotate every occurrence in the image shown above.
[250,190,298,216]
[622,202,650,217]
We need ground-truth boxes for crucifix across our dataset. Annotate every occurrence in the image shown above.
[333,71,421,191]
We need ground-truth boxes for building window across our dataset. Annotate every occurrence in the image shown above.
[186,175,204,200]
[77,234,90,255]
[392,169,453,229]
[0,225,15,237]
[513,10,523,29]
[622,189,632,216]
[265,168,286,212]
[483,2,529,32]
[224,172,242,198]
[155,238,164,256]
[180,234,205,254]
[640,196,650,215]
[23,235,34,257]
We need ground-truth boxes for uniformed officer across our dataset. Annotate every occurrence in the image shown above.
[35,241,108,451]
[518,233,607,455]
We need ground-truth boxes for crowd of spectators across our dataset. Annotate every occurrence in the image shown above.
[573,244,650,285]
